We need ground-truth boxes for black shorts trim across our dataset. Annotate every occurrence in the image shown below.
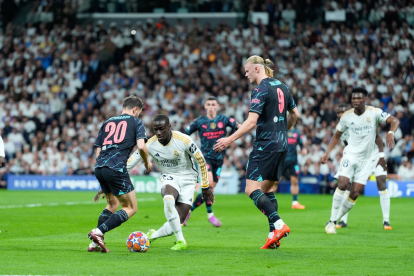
[95,167,134,196]
[246,149,287,182]
[205,158,224,183]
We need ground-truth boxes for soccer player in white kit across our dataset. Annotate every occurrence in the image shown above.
[126,114,214,250]
[335,105,392,230]
[321,87,399,234]
[335,104,392,230]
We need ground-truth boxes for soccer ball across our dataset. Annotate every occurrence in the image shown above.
[126,231,150,252]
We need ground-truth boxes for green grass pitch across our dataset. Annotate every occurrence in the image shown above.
[0,190,413,275]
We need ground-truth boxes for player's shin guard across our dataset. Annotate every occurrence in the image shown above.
[336,197,356,221]
[164,195,185,242]
[264,192,278,231]
[191,193,204,211]
[97,209,129,234]
[97,209,113,228]
[249,189,280,230]
[379,189,390,223]
[152,221,173,239]
[330,188,346,222]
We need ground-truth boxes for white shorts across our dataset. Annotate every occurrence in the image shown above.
[371,155,387,177]
[337,158,373,185]
[159,174,196,206]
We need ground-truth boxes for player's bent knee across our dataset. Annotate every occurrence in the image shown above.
[163,195,175,206]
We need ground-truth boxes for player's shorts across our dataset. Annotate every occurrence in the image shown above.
[205,158,224,183]
[246,148,287,182]
[95,167,134,196]
[371,155,387,177]
[160,174,197,206]
[336,157,374,185]
[281,158,300,180]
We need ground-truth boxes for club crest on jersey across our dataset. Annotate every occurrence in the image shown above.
[210,122,216,129]
[217,122,224,128]
[230,118,235,123]
[273,116,278,122]
[366,117,371,123]
[174,150,179,157]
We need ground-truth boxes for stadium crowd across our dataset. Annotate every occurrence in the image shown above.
[1,0,414,189]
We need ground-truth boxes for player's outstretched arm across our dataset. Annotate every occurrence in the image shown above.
[287,107,300,130]
[376,131,387,171]
[385,116,399,150]
[214,112,259,152]
[137,139,152,173]
[321,131,344,164]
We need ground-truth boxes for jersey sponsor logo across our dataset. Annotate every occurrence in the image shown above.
[174,150,179,157]
[252,99,260,104]
[159,159,180,167]
[230,118,235,123]
[366,117,371,123]
[217,122,224,128]
[202,130,225,139]
[189,143,197,153]
[288,138,297,144]
[210,122,216,129]
[202,125,207,129]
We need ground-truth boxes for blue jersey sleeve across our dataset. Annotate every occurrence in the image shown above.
[185,119,199,135]
[297,131,303,148]
[226,116,238,131]
[94,124,104,148]
[249,86,268,114]
[287,91,296,110]
[135,119,147,142]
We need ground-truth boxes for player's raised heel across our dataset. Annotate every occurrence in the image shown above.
[383,221,392,230]
[325,221,337,234]
[183,211,191,226]
[208,215,222,227]
[88,229,110,253]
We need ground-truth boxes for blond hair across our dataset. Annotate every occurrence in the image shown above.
[244,55,274,77]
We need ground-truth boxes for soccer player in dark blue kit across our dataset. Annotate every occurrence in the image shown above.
[275,128,306,209]
[87,95,152,253]
[183,96,238,227]
[214,55,300,249]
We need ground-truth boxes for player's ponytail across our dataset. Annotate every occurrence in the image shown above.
[245,55,274,77]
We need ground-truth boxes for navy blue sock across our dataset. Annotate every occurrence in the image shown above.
[191,193,204,211]
[292,194,298,202]
[98,209,129,234]
[97,209,113,228]
[205,200,212,213]
[264,192,278,231]
[249,189,280,232]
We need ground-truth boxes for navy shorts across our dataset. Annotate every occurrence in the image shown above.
[95,167,134,196]
[246,149,287,182]
[282,159,300,180]
[205,158,223,183]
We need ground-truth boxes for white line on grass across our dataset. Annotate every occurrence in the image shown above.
[0,197,157,209]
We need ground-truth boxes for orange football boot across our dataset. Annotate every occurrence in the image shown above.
[383,221,392,230]
[261,239,280,249]
[292,202,305,209]
[261,224,290,249]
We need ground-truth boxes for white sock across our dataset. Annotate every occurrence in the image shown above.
[152,222,173,240]
[292,200,299,205]
[274,219,285,230]
[340,190,350,223]
[207,213,214,219]
[94,228,103,236]
[330,188,345,222]
[379,189,390,223]
[163,195,185,242]
[336,197,355,221]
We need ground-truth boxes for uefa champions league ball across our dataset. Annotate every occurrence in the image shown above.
[126,231,150,252]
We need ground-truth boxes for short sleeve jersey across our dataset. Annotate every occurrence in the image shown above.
[336,106,390,159]
[94,114,147,173]
[185,114,238,160]
[286,129,303,161]
[249,77,296,152]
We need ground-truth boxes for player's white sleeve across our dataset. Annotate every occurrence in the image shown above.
[375,107,391,123]
[0,135,4,157]
[336,117,347,133]
[186,138,210,189]
[127,150,142,173]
